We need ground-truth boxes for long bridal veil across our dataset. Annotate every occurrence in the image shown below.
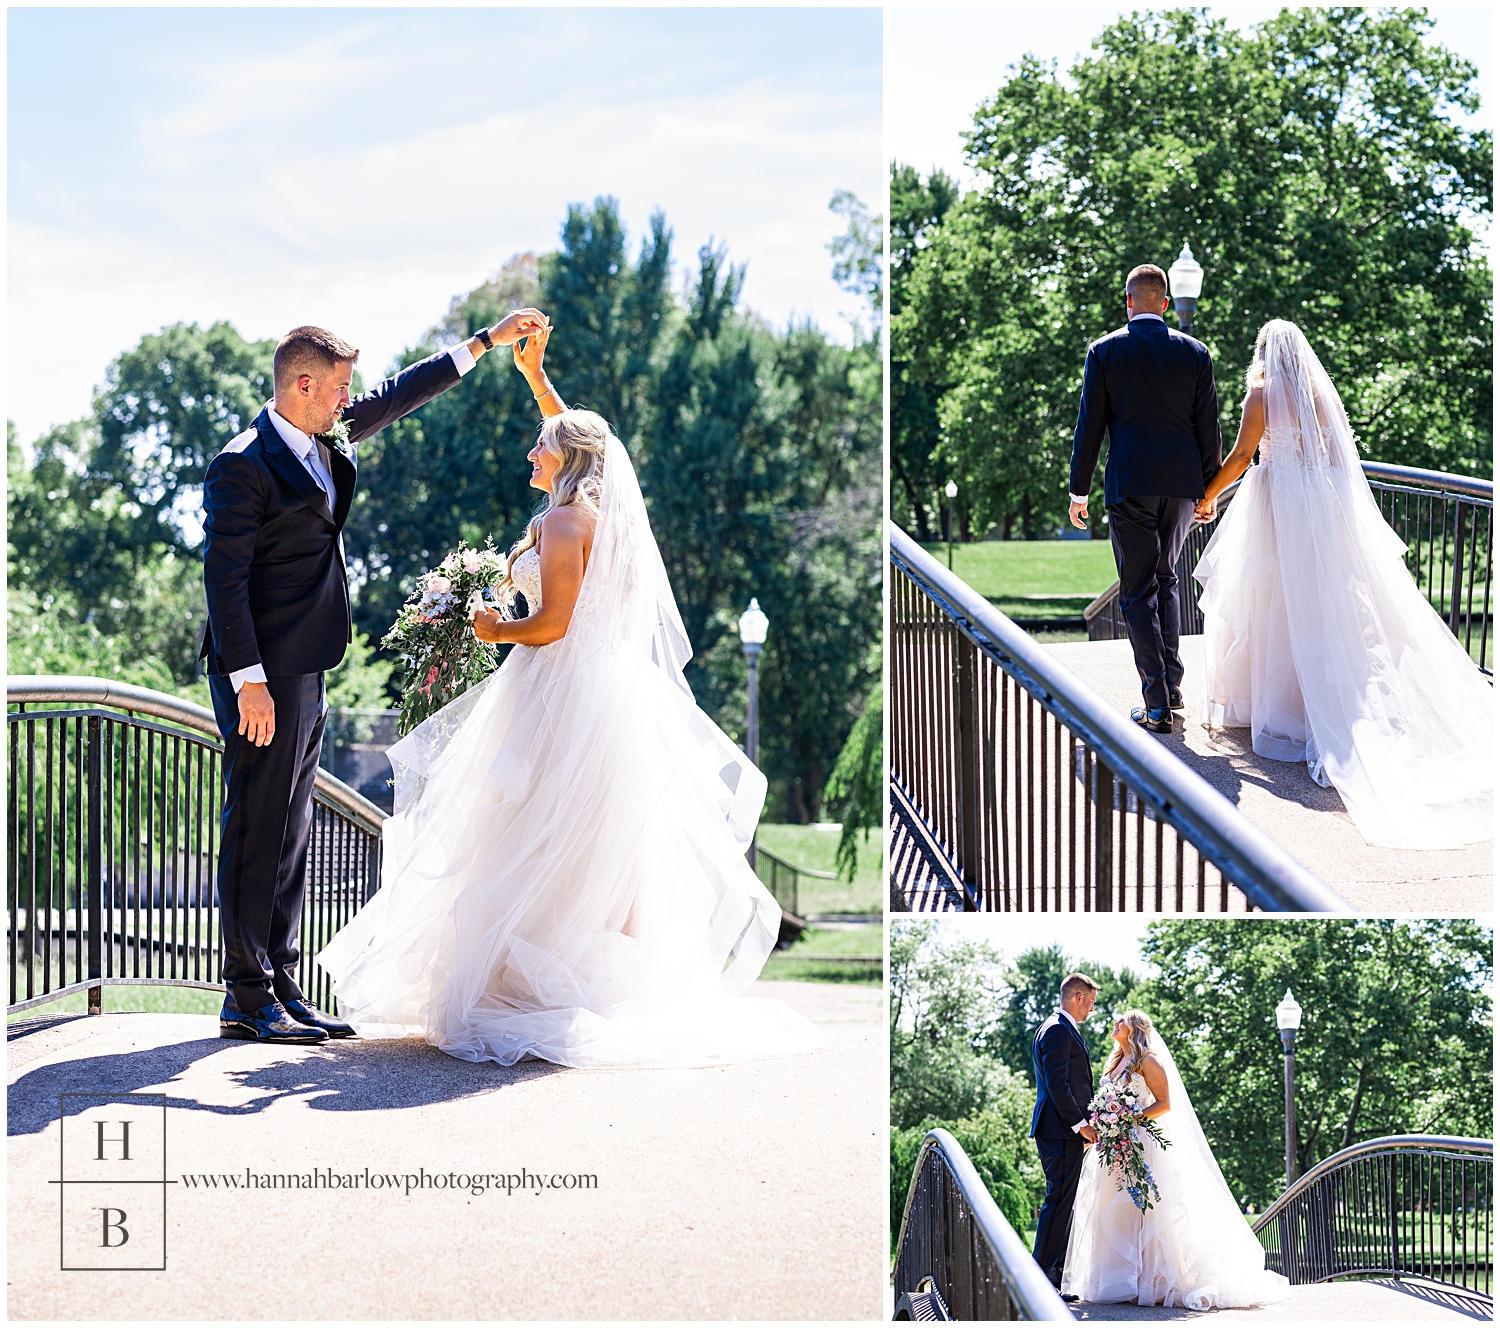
[317,429,821,1067]
[1193,319,1492,849]
[1064,1032,1292,1309]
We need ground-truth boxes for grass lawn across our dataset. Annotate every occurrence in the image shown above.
[920,541,1119,600]
[754,823,881,916]
[761,922,881,984]
[8,983,221,1023]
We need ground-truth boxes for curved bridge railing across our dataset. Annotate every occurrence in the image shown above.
[889,525,1353,914]
[7,676,386,1017]
[1252,1135,1492,1301]
[1086,461,1493,674]
[892,1128,1074,1322]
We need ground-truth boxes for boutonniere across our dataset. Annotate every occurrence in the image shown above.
[315,417,353,457]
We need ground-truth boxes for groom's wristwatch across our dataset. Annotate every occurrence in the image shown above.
[475,328,495,351]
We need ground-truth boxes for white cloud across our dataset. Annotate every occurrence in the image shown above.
[10,53,880,446]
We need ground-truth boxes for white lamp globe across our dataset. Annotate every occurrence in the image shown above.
[738,597,769,647]
[1169,244,1204,300]
[945,480,959,499]
[1275,988,1303,1032]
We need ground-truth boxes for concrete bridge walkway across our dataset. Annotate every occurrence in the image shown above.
[1068,1278,1489,1321]
[1047,636,1492,913]
[7,981,884,1321]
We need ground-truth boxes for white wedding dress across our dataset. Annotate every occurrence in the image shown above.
[1193,320,1492,850]
[316,433,821,1068]
[1063,1038,1292,1309]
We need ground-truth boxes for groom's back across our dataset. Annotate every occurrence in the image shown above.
[1071,319,1222,506]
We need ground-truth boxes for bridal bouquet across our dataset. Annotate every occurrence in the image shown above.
[1087,1078,1171,1212]
[381,539,508,735]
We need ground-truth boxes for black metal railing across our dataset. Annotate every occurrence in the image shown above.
[1253,1135,1492,1301]
[7,676,386,1017]
[754,846,804,919]
[890,525,1353,914]
[893,1129,1074,1321]
[1086,461,1493,674]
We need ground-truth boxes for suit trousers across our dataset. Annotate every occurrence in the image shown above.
[1107,495,1198,710]
[1033,1131,1087,1284]
[208,672,326,1012]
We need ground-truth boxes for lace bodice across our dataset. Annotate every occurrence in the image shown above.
[510,547,542,609]
[1109,1068,1156,1111]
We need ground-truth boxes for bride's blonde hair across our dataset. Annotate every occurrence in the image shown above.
[1244,318,1306,392]
[1102,1009,1156,1078]
[497,409,608,608]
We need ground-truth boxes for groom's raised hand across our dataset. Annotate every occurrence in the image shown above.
[488,308,549,347]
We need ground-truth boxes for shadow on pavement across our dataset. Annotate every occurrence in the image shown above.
[1372,1278,1492,1321]
[7,1026,563,1137]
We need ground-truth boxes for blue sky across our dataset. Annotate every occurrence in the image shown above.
[889,5,1493,185]
[8,7,881,445]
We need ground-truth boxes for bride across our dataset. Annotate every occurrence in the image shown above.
[1192,319,1491,850]
[1063,1010,1292,1309]
[316,323,821,1068]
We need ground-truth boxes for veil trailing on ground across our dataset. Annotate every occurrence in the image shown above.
[317,430,817,1067]
[1064,1031,1292,1309]
[1193,319,1491,849]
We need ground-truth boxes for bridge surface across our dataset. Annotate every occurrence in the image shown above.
[1047,636,1492,912]
[7,981,884,1321]
[1068,1278,1489,1321]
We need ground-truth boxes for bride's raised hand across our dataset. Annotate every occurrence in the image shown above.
[513,322,551,378]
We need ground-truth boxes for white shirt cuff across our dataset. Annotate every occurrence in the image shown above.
[449,343,477,377]
[1069,492,1090,505]
[1072,1120,1086,1133]
[230,664,267,692]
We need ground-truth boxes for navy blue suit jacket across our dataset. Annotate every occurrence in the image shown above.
[1067,317,1222,507]
[1030,1012,1095,1140]
[199,348,461,679]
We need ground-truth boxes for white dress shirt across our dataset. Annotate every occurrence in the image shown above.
[1068,313,1166,505]
[229,343,477,694]
[1058,1008,1089,1133]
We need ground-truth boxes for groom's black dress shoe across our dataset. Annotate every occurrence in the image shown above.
[283,998,357,1039]
[220,999,328,1043]
[1060,1293,1080,1303]
[1131,706,1173,734]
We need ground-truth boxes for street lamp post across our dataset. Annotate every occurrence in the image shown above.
[739,597,769,871]
[1276,988,1303,1191]
[945,480,958,570]
[1168,243,1204,337]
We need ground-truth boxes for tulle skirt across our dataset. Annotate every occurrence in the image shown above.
[315,636,822,1068]
[1193,458,1492,849]
[1063,1125,1292,1309]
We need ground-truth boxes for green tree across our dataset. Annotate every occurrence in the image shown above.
[893,7,1492,541]
[1136,918,1492,1208]
[822,673,881,880]
[991,944,1147,1086]
[9,417,208,690]
[889,163,959,540]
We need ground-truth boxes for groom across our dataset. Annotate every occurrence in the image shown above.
[1067,263,1222,733]
[1030,972,1100,1300]
[200,309,547,1042]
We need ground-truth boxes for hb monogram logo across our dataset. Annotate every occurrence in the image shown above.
[57,1094,169,1270]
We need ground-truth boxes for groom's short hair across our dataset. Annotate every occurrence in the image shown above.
[274,326,360,392]
[1125,264,1168,309]
[1060,972,1100,1001]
